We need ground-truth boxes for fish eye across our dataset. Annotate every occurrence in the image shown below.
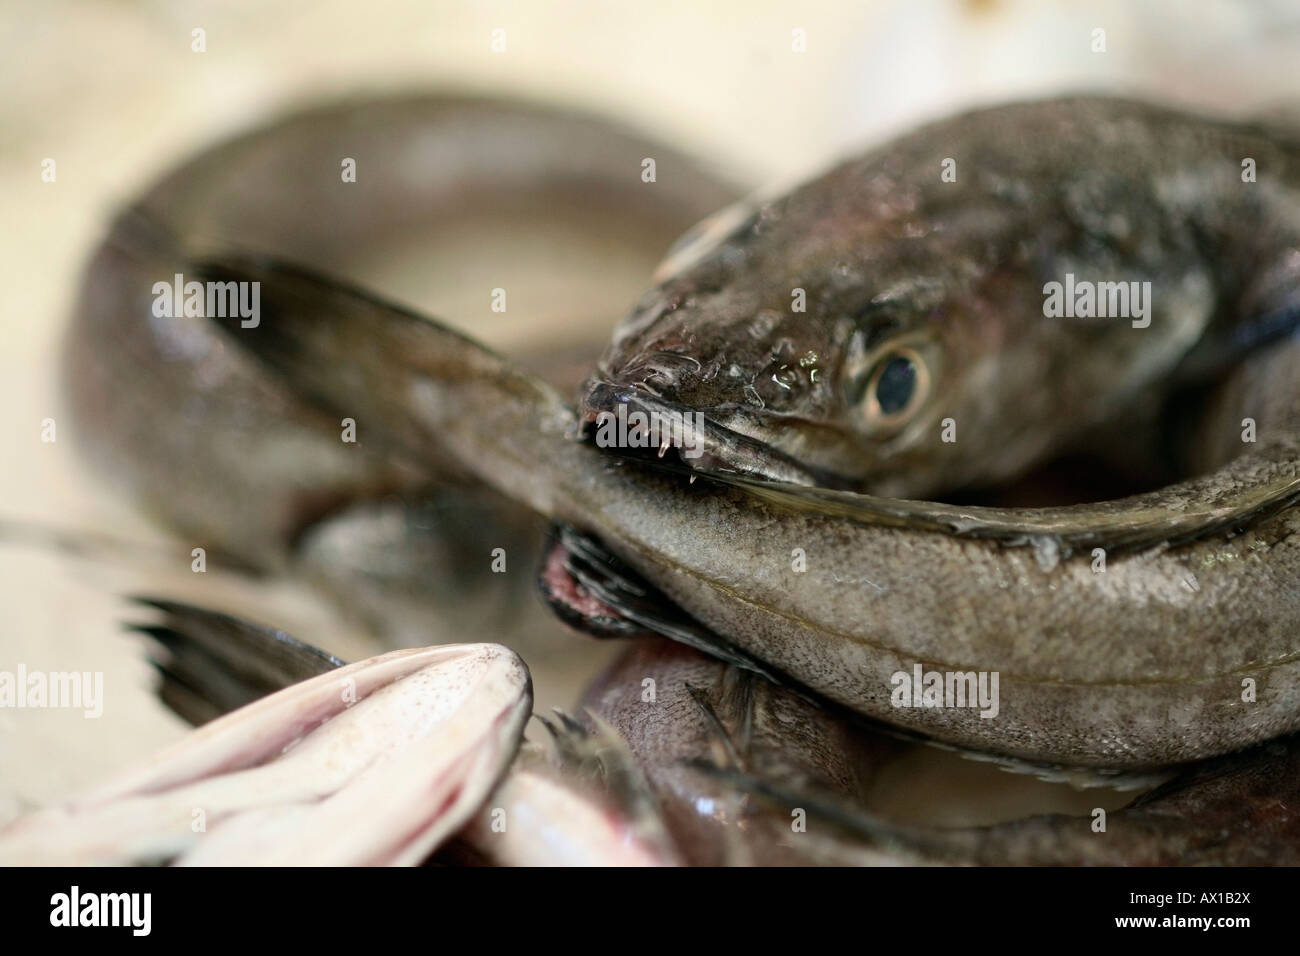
[859,348,928,427]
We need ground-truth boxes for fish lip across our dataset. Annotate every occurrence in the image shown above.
[578,379,833,486]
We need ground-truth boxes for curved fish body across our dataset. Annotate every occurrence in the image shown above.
[61,95,738,644]
[192,98,1300,770]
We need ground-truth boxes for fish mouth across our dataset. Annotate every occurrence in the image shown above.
[579,380,838,486]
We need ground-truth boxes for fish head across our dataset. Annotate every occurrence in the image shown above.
[581,158,1202,497]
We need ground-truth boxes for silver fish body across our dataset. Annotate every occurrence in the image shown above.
[191,205,1300,769]
[70,96,1300,769]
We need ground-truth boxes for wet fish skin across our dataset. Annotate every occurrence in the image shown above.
[585,98,1300,498]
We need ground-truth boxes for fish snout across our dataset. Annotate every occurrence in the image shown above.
[600,348,707,400]
[578,378,824,485]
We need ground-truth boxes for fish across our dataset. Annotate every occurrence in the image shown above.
[61,94,738,646]
[184,97,1300,770]
[583,636,1300,866]
[583,98,1300,499]
[0,634,532,866]
[47,600,1295,867]
[577,635,905,865]
[718,732,1300,866]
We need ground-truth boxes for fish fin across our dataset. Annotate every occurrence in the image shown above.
[683,682,746,771]
[189,251,537,469]
[686,758,937,862]
[550,523,786,680]
[126,598,345,725]
[548,709,645,791]
[1170,300,1300,387]
[714,463,1300,555]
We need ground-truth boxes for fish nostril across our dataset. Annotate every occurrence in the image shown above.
[750,353,819,410]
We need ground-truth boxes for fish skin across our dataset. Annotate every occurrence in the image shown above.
[0,643,532,866]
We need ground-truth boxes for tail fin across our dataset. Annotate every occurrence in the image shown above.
[127,597,344,725]
[192,253,580,514]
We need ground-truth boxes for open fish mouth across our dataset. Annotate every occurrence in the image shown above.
[578,380,837,487]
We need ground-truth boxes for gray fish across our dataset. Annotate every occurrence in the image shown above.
[720,732,1300,866]
[78,96,1300,769]
[578,635,904,865]
[62,94,738,644]
[583,98,1300,498]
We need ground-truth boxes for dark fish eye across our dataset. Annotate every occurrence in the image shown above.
[875,355,916,415]
[857,348,928,427]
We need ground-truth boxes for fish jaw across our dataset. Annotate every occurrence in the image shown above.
[578,380,836,486]
[0,644,531,866]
